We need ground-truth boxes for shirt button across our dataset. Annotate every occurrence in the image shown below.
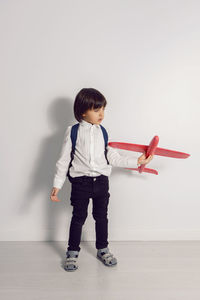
[93,178,96,181]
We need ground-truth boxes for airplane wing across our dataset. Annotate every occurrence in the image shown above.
[154,147,190,159]
[108,142,147,153]
[108,142,190,159]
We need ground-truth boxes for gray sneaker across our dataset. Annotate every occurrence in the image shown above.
[64,250,79,272]
[97,247,117,266]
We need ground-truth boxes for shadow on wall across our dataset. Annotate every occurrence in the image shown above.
[17,96,74,257]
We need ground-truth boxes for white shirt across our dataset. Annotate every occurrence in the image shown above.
[53,119,138,189]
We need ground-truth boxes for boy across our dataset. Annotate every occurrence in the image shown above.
[50,88,153,271]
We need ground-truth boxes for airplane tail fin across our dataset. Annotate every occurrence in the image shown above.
[125,167,158,175]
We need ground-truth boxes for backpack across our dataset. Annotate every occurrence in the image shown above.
[66,123,109,181]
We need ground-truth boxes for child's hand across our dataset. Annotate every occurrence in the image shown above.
[50,187,61,202]
[137,153,154,166]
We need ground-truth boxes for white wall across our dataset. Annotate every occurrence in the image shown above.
[0,0,199,241]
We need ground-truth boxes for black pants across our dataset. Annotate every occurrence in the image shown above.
[67,174,110,252]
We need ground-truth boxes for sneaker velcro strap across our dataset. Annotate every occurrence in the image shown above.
[101,253,114,263]
[66,258,77,262]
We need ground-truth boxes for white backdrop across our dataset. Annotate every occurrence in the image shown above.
[1,0,199,241]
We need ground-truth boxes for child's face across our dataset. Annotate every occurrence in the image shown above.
[82,106,105,125]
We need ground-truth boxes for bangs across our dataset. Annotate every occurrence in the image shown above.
[89,96,107,110]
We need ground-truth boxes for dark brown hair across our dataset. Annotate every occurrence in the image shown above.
[74,88,107,122]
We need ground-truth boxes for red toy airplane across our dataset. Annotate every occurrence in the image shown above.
[108,136,190,175]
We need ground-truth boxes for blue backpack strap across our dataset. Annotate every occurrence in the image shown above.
[66,123,79,181]
[71,123,79,153]
[100,125,109,165]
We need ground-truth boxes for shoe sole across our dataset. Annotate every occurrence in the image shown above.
[96,255,117,267]
[64,266,78,272]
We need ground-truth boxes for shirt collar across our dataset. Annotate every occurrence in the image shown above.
[80,119,100,128]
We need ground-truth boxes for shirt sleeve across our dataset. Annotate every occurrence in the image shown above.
[53,126,72,189]
[106,128,138,168]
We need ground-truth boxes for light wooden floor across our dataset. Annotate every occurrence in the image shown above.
[1,241,200,300]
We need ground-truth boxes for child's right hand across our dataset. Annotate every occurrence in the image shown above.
[50,187,61,202]
[137,153,154,166]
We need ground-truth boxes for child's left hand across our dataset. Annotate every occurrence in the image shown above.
[137,153,154,166]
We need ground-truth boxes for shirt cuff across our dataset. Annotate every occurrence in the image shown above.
[53,178,64,189]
